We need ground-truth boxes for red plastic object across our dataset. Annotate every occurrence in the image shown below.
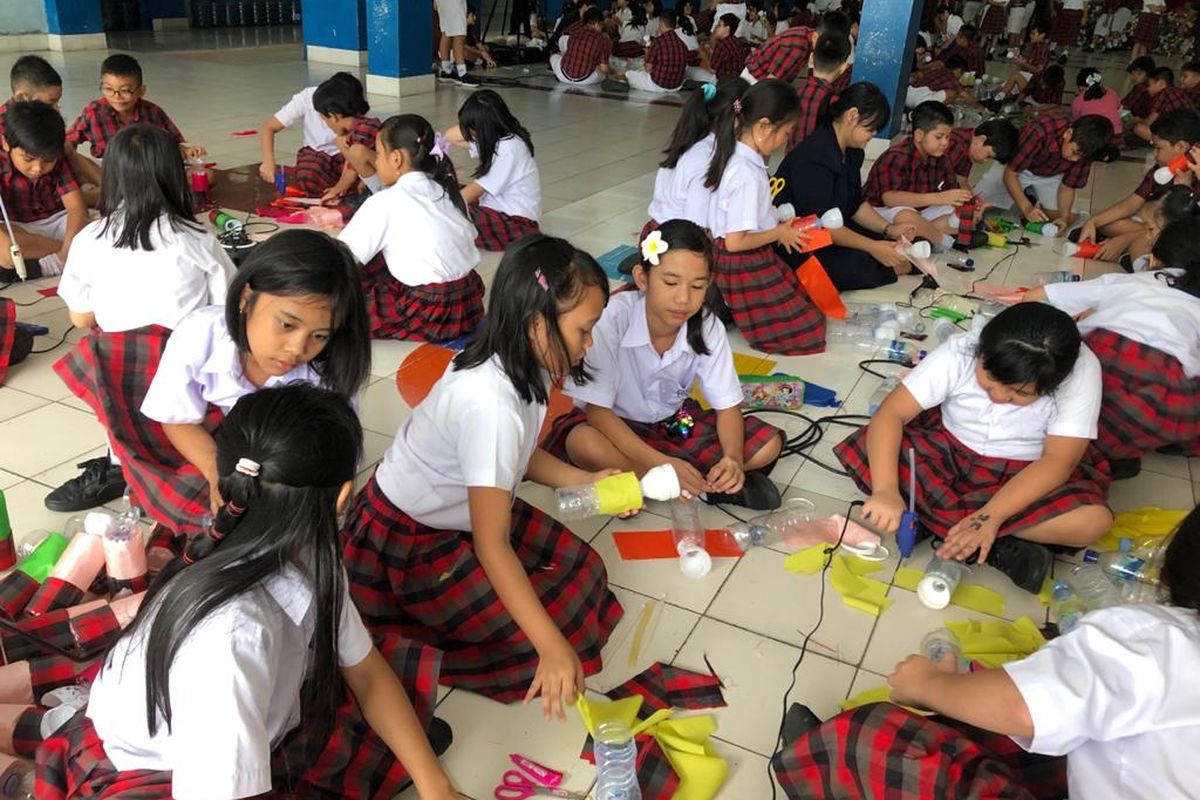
[796,256,847,319]
[612,529,746,560]
[230,129,258,136]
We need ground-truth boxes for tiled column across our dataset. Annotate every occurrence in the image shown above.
[365,0,435,98]
[43,0,106,51]
[853,0,924,141]
[301,0,368,66]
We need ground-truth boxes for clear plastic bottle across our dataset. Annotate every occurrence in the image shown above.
[868,377,901,415]
[971,300,1005,332]
[843,302,920,330]
[671,499,711,578]
[594,720,642,800]
[1064,563,1121,610]
[931,317,958,345]
[1083,538,1168,602]
[916,553,969,610]
[920,628,965,671]
[1050,580,1088,634]
[1034,269,1083,285]
[556,465,680,520]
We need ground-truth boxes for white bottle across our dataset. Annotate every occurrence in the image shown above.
[670,498,711,578]
[917,553,969,610]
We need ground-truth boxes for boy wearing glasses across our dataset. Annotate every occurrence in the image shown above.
[65,54,204,189]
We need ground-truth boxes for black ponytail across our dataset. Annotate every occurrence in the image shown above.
[705,78,799,189]
[819,80,890,131]
[378,114,467,217]
[1152,218,1200,299]
[628,2,648,28]
[457,89,535,179]
[1076,67,1105,101]
[661,78,742,168]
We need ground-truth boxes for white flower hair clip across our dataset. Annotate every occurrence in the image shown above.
[641,230,669,266]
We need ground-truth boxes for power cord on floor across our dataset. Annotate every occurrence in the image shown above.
[746,408,869,477]
[29,327,73,354]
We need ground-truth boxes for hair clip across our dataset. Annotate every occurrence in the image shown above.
[701,83,717,102]
[732,97,743,115]
[641,230,669,266]
[534,268,549,290]
[430,131,450,159]
[235,457,261,477]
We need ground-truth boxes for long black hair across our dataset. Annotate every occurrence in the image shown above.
[119,383,361,750]
[705,78,800,189]
[98,123,201,251]
[1158,184,1200,227]
[312,71,369,117]
[226,230,371,398]
[626,1,648,28]
[819,80,891,132]
[378,113,467,216]
[1162,504,1200,612]
[976,303,1080,396]
[639,219,714,355]
[1076,67,1106,101]
[455,234,609,404]
[660,78,743,168]
[457,90,534,180]
[1151,218,1200,298]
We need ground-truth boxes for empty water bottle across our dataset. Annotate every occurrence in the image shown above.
[917,553,969,610]
[671,498,711,578]
[932,317,958,345]
[1050,580,1088,633]
[920,628,966,671]
[843,302,921,330]
[868,377,901,415]
[1064,562,1121,610]
[1034,269,1083,285]
[556,465,680,520]
[1083,538,1168,602]
[971,300,1005,332]
[594,720,642,800]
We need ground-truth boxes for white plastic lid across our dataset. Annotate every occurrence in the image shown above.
[83,510,114,537]
[1060,242,1080,257]
[819,207,844,230]
[640,464,682,501]
[905,240,932,259]
[917,574,953,609]
[1040,223,1059,238]
[678,547,713,578]
[1154,165,1175,185]
[776,203,796,222]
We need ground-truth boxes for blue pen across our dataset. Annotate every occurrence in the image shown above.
[896,447,917,557]
[275,166,286,196]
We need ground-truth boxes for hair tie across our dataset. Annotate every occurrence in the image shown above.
[430,131,450,159]
[1086,72,1102,87]
[732,97,743,116]
[235,457,261,478]
[701,83,717,101]
[183,501,247,565]
[534,267,549,290]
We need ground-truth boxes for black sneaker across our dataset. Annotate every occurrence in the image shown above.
[985,536,1052,594]
[703,471,781,510]
[781,703,823,744]
[1067,227,1082,244]
[429,717,453,756]
[436,69,457,82]
[454,72,482,87]
[1118,254,1134,273]
[44,457,127,512]
[601,77,630,92]
[1155,443,1187,456]
[1109,457,1142,480]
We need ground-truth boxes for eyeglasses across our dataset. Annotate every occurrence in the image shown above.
[100,85,139,99]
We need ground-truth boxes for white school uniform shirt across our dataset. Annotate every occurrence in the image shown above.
[1043,269,1200,378]
[566,291,742,423]
[57,215,234,333]
[708,141,777,238]
[901,329,1102,461]
[470,135,542,221]
[646,16,661,36]
[273,86,339,156]
[735,16,769,44]
[620,21,649,42]
[339,171,479,287]
[86,565,373,800]
[676,26,699,52]
[375,355,547,531]
[614,6,633,24]
[141,305,323,424]
[1004,604,1200,800]
[716,2,748,22]
[648,133,716,227]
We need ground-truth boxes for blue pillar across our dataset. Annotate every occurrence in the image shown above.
[301,0,367,62]
[365,0,435,97]
[545,0,567,21]
[853,0,923,138]
[43,0,103,35]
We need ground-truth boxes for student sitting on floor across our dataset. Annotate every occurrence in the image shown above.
[942,118,1018,191]
[1130,67,1198,147]
[936,23,984,78]
[741,23,817,84]
[623,9,690,92]
[257,80,340,194]
[735,1,771,45]
[835,303,1113,594]
[0,55,62,142]
[1018,64,1067,113]
[693,13,750,83]
[785,29,851,152]
[312,73,382,203]
[995,21,1051,101]
[1180,60,1200,107]
[550,9,614,85]
[1071,67,1123,141]
[907,54,973,109]
[543,219,785,509]
[1122,56,1156,121]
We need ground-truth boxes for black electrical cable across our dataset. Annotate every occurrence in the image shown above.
[29,326,73,354]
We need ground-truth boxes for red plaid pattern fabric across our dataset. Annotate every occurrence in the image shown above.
[788,76,834,152]
[695,7,716,33]
[1022,40,1050,74]
[639,218,659,245]
[562,25,614,80]
[1134,165,1163,199]
[772,703,1068,800]
[833,407,1112,538]
[53,327,225,536]
[0,98,9,143]
[864,138,959,207]
[0,602,123,664]
[979,3,1008,36]
[1027,74,1064,105]
[542,399,784,472]
[1123,83,1152,118]
[342,476,623,702]
[745,27,814,83]
[647,28,689,89]
[1132,11,1162,48]
[1086,329,1200,459]
[360,255,484,342]
[0,570,39,620]
[28,652,100,700]
[832,65,852,93]
[1008,114,1092,189]
[910,64,960,93]
[14,708,47,759]
[23,577,85,618]
[0,148,78,223]
[291,145,344,197]
[1150,85,1195,118]
[472,203,540,250]
[709,35,749,81]
[1051,7,1083,45]
[712,239,826,355]
[36,713,174,799]
[345,115,381,149]
[937,41,984,76]
[612,39,646,58]
[0,297,15,387]
[945,126,975,178]
[66,98,183,159]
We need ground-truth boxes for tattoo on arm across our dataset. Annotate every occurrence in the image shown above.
[968,513,991,531]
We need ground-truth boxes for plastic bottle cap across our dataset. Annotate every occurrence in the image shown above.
[776,202,796,222]
[679,547,712,578]
[1061,242,1080,257]
[1082,549,1099,564]
[819,207,844,230]
[905,240,932,259]
[917,574,952,609]
[1154,165,1175,185]
[1040,223,1058,238]
[640,464,682,501]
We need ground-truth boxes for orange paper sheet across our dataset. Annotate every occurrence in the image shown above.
[613,529,745,560]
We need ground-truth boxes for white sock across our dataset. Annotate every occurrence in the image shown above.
[441,59,453,73]
[456,62,467,76]
[38,251,64,277]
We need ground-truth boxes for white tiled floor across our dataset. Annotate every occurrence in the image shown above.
[1,40,1198,800]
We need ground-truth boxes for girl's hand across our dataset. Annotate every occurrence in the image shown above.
[885,221,917,241]
[208,482,224,517]
[705,456,744,495]
[525,635,585,721]
[872,241,910,272]
[887,652,956,707]
[1095,237,1126,261]
[941,511,1002,562]
[665,457,708,500]
[258,160,277,184]
[862,489,906,533]
[321,185,347,205]
[776,221,810,253]
[1077,219,1097,245]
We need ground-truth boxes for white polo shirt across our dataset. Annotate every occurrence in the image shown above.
[141,305,322,424]
[566,291,742,423]
[375,355,547,531]
[648,133,715,228]
[1043,270,1200,378]
[339,171,480,287]
[87,565,373,800]
[273,86,339,156]
[57,215,234,333]
[1004,604,1200,800]
[901,329,1102,461]
[471,135,541,222]
[708,141,777,238]
[619,20,649,42]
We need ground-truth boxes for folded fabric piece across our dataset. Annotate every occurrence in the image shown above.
[607,662,727,716]
[893,566,1007,617]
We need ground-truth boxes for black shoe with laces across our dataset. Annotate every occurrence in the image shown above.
[428,717,453,756]
[44,456,127,512]
[1108,457,1142,480]
[985,536,1052,594]
[781,703,823,744]
[703,471,781,510]
[454,72,482,87]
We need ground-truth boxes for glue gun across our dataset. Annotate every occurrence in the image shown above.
[897,447,918,557]
[0,191,27,280]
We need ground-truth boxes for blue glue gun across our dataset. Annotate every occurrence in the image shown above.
[897,446,917,557]
[274,167,286,196]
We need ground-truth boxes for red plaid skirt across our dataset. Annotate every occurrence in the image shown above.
[979,4,1008,36]
[772,703,1068,800]
[342,476,623,702]
[1086,329,1200,459]
[541,399,784,474]
[53,328,224,536]
[23,577,85,618]
[833,408,1111,538]
[1051,8,1083,45]
[292,146,344,197]
[712,238,825,355]
[695,7,716,33]
[613,40,646,58]
[1132,12,1161,48]
[0,570,40,620]
[36,633,441,800]
[361,256,484,342]
[471,204,540,251]
[0,297,15,386]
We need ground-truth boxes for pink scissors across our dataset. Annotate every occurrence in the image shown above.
[493,770,587,799]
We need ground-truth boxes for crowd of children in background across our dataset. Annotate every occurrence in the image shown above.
[0,0,1198,796]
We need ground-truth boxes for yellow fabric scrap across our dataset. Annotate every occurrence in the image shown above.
[893,566,1007,617]
[839,685,926,716]
[1094,507,1188,552]
[576,695,728,800]
[785,548,892,616]
[783,545,827,575]
[946,616,1046,668]
[1037,576,1054,607]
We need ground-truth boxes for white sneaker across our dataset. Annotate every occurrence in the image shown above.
[41,685,89,709]
[37,251,64,277]
[39,704,79,739]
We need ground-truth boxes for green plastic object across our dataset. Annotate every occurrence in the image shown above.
[18,532,70,584]
[0,489,10,541]
[930,307,969,324]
